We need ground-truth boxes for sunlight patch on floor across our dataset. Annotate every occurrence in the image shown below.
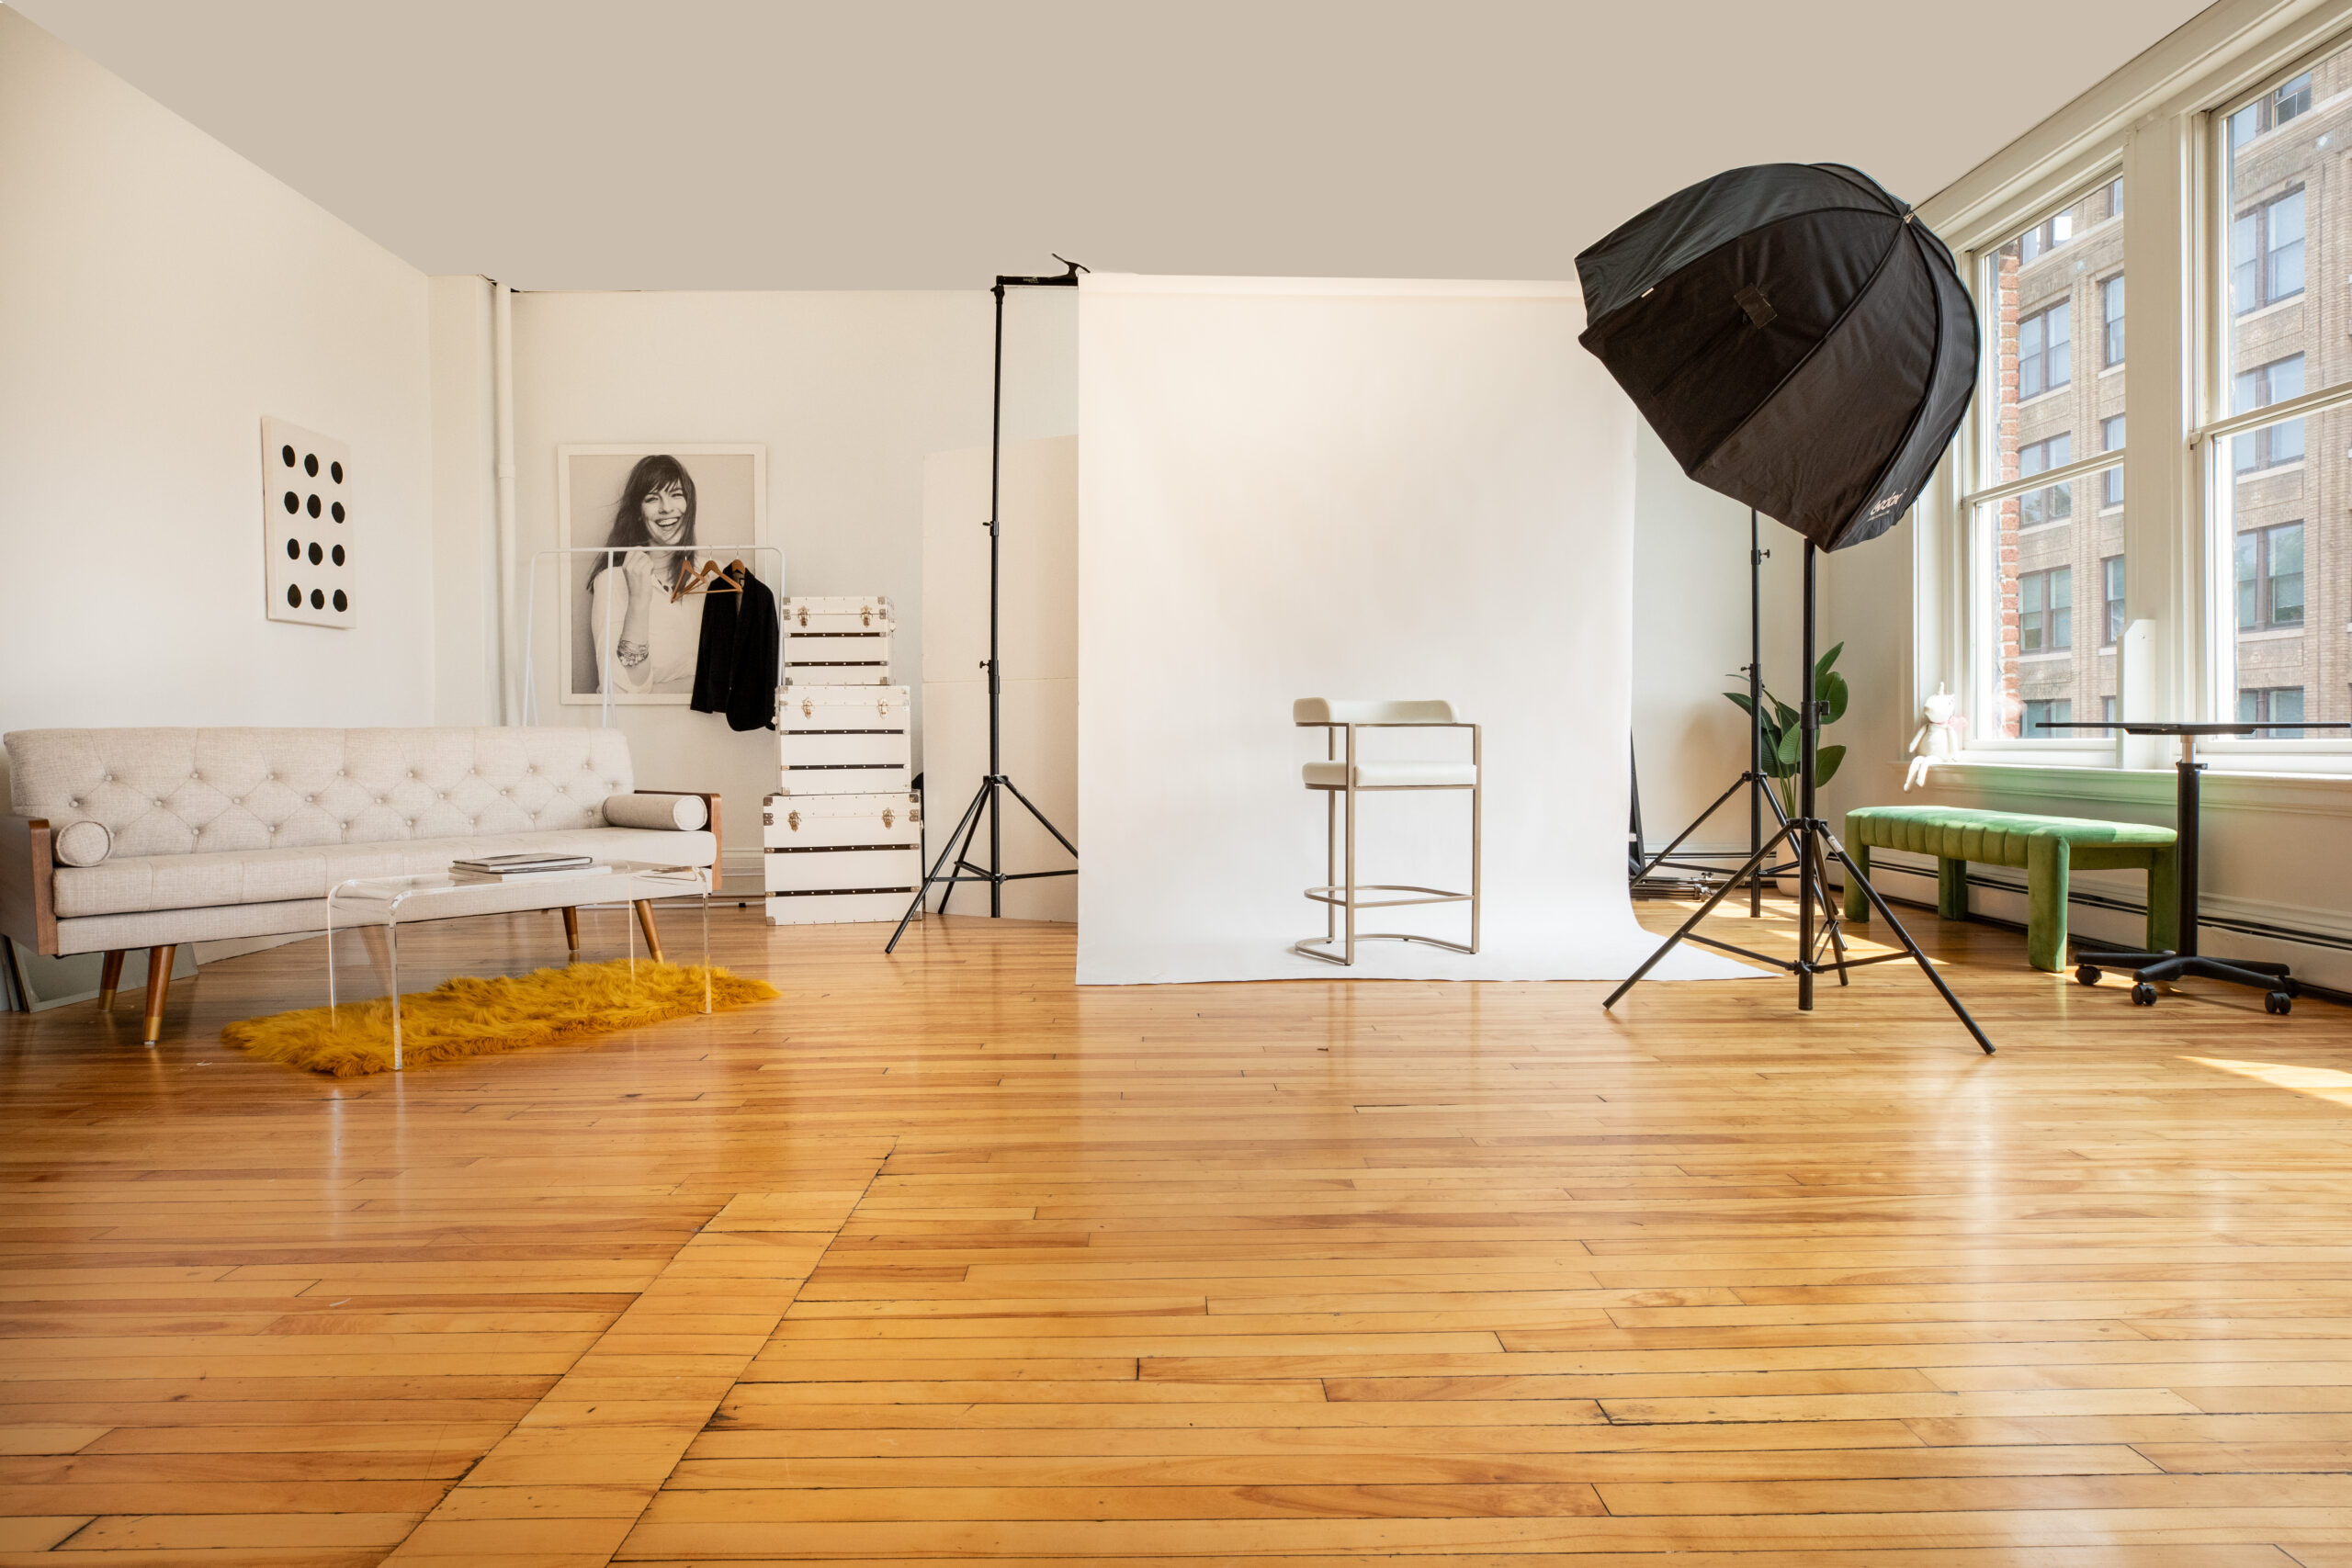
[2187,1055,2352,1107]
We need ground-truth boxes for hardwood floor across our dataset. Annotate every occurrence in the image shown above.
[3,897,2351,1563]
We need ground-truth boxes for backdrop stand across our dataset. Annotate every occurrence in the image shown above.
[1607,544,1996,1055]
[1631,507,1800,909]
[887,260,1084,953]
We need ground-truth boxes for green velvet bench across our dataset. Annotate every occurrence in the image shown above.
[1842,805,2178,973]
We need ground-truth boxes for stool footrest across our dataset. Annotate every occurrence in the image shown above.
[1294,933,1476,964]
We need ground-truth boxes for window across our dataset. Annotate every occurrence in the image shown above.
[2228,71,2311,148]
[2233,355,2304,472]
[2018,434,2073,525]
[2018,210,2075,263]
[1978,177,2120,742]
[2236,522,2304,630]
[2102,555,2126,645]
[2019,301,2071,397]
[2020,567,2072,652]
[2238,685,2306,736]
[2101,695,2119,724]
[2024,698,2075,735]
[2233,187,2305,313]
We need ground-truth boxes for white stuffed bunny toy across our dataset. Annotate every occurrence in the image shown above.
[1905,684,1963,791]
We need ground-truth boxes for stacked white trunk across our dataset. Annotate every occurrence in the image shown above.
[765,597,920,924]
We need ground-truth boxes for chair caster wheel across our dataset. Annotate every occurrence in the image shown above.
[2131,983,2157,1007]
[2267,990,2293,1016]
[2075,964,2102,986]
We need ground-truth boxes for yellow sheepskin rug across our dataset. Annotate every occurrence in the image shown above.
[222,959,778,1077]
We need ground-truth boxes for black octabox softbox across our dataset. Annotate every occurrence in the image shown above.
[1575,163,1977,552]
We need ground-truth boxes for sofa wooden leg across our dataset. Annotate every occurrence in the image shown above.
[97,949,126,1010]
[141,946,175,1046]
[633,900,666,964]
[560,907,581,955]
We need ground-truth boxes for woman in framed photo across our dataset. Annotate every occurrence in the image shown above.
[584,454,705,695]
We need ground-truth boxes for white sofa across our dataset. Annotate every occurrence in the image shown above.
[1,727,719,1043]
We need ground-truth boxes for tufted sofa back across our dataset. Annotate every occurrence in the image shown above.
[4,728,635,860]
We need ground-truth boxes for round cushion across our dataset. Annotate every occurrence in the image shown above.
[53,819,112,867]
[603,793,707,831]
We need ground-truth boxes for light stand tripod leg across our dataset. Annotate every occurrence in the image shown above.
[944,782,995,914]
[886,780,991,953]
[1605,823,1802,1010]
[1636,771,1754,882]
[998,775,1078,859]
[1830,839,1996,1055]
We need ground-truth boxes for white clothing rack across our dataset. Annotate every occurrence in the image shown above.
[520,545,786,728]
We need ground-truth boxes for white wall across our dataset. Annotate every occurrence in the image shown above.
[0,8,435,756]
[506,289,1084,885]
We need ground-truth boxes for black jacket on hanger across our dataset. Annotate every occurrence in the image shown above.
[690,566,780,731]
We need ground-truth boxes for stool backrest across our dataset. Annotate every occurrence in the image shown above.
[1293,699,1456,726]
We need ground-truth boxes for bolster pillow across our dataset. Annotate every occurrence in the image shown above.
[604,793,708,831]
[53,819,112,867]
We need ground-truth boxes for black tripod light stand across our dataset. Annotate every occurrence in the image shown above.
[1605,544,1996,1055]
[1631,507,1801,913]
[886,261,1083,953]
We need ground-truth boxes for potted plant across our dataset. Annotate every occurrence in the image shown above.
[1724,642,1848,890]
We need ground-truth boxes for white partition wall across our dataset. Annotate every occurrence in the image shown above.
[1076,274,1750,984]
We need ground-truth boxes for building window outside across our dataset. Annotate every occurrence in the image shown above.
[2233,187,2305,314]
[2102,554,2126,645]
[2236,522,2305,630]
[2024,698,2075,735]
[2019,301,2071,397]
[2101,694,2118,724]
[2233,355,2304,472]
[2101,415,2125,507]
[2101,274,2125,367]
[2019,434,2072,526]
[2021,567,2072,652]
[2237,685,2306,736]
[2018,210,2075,264]
[2229,71,2312,148]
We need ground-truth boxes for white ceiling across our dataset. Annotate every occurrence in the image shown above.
[14,0,2212,290]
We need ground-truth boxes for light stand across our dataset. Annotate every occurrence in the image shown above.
[1631,508,1801,911]
[1606,541,1996,1055]
[887,261,1083,953]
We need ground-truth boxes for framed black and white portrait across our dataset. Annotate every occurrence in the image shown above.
[557,445,767,704]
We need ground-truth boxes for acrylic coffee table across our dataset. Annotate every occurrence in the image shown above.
[325,860,710,1070]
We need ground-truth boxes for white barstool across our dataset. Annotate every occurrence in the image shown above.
[1293,698,1481,965]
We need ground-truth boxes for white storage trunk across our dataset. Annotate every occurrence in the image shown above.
[784,629,893,683]
[783,595,893,634]
[781,682,910,729]
[763,791,924,926]
[777,683,912,793]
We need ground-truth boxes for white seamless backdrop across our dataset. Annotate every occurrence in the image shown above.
[1076,274,1753,984]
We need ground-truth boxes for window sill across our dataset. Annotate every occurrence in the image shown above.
[2237,625,2306,641]
[2234,459,2305,480]
[2233,291,2306,325]
[1898,757,2352,810]
[2018,649,2075,662]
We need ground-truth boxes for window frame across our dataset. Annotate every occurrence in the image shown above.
[2100,273,2127,367]
[2018,298,2074,399]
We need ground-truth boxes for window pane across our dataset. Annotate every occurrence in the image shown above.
[1983,179,2121,739]
[2224,52,2344,733]
[2103,554,2126,644]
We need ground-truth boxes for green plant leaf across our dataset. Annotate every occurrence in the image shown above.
[1819,670,1849,726]
[1772,699,1801,732]
[1815,743,1846,787]
[1776,726,1803,770]
[1815,641,1844,681]
[1724,692,1756,716]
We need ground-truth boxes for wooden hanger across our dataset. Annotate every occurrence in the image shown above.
[669,558,749,604]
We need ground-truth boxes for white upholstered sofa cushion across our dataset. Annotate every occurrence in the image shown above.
[51,826,716,919]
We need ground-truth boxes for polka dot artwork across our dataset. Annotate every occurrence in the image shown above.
[262,416,353,629]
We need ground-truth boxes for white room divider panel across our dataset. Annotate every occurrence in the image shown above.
[1076,273,1751,983]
